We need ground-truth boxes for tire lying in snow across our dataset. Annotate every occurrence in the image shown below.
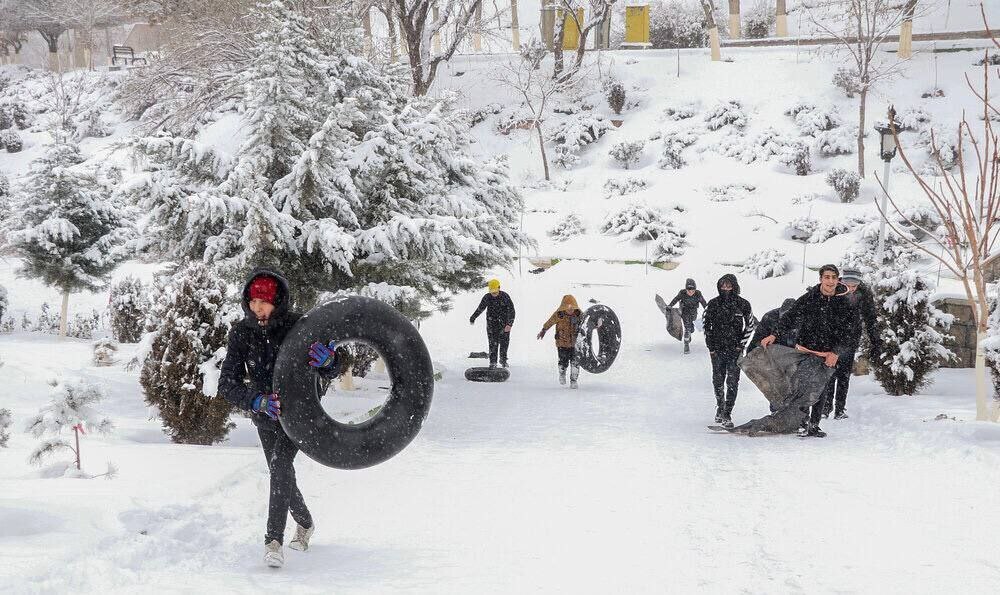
[576,304,621,374]
[273,296,434,470]
[464,366,510,382]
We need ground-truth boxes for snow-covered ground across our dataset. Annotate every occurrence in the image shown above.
[3,261,1000,593]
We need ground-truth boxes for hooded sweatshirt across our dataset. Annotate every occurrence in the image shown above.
[542,295,582,348]
[702,274,754,353]
[667,279,707,319]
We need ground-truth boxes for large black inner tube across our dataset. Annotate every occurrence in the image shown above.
[576,304,621,374]
[273,296,434,470]
[465,366,510,382]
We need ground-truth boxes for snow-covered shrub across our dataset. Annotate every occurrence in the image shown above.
[67,310,103,339]
[658,129,697,169]
[744,1,775,38]
[722,127,795,164]
[34,303,60,333]
[26,378,113,468]
[826,168,861,203]
[550,113,612,169]
[0,407,10,448]
[661,102,699,121]
[649,0,709,48]
[813,126,856,156]
[603,176,648,198]
[0,284,7,324]
[469,103,501,127]
[92,339,119,367]
[785,102,840,136]
[606,80,626,114]
[600,204,687,257]
[0,173,10,205]
[741,248,789,279]
[140,264,236,445]
[548,213,587,242]
[870,264,953,395]
[918,126,959,171]
[896,106,931,131]
[777,140,811,175]
[705,100,747,131]
[706,182,756,202]
[975,53,1000,66]
[609,140,645,169]
[1,130,22,152]
[984,302,1000,400]
[0,108,11,131]
[109,276,148,343]
[789,214,871,243]
[832,67,861,98]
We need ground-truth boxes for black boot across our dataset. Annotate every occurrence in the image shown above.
[798,423,827,438]
[714,399,724,423]
[683,342,690,354]
[721,402,735,429]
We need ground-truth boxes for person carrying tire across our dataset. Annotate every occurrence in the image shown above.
[219,269,340,568]
[703,274,754,428]
[537,295,583,389]
[667,278,707,353]
[469,279,515,368]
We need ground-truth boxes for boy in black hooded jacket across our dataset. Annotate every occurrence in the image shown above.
[702,274,754,427]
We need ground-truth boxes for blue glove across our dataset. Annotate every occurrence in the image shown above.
[252,392,280,420]
[308,341,337,368]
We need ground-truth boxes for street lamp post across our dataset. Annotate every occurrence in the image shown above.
[874,106,899,262]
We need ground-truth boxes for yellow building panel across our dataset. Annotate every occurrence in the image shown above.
[561,8,585,50]
[624,5,650,46]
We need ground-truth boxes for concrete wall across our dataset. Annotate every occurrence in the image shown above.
[934,298,976,368]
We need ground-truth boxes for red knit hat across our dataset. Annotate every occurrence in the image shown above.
[249,275,279,305]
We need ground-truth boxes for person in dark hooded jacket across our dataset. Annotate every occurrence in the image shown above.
[219,269,340,568]
[702,274,754,427]
[749,298,798,352]
[819,268,879,419]
[667,278,707,353]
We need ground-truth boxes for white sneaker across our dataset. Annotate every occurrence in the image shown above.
[559,371,566,385]
[288,523,314,552]
[264,540,284,568]
[570,380,578,389]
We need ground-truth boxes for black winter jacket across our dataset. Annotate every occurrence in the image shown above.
[667,289,707,319]
[749,299,798,351]
[777,283,853,358]
[703,274,754,353]
[470,291,516,328]
[218,269,337,429]
[844,282,878,352]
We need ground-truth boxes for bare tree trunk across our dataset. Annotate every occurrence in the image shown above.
[59,290,70,338]
[472,2,482,51]
[432,6,441,53]
[387,3,398,62]
[536,124,550,181]
[898,0,918,59]
[553,16,566,78]
[362,6,373,54]
[511,0,521,50]
[857,85,867,177]
[700,1,721,61]
[728,0,741,39]
[776,0,787,36]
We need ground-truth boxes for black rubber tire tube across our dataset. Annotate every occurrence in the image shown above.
[576,304,622,374]
[464,366,511,382]
[274,296,434,470]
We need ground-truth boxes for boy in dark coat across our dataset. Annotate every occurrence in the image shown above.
[470,278,516,368]
[820,268,879,419]
[703,274,754,427]
[667,278,708,353]
[749,298,798,353]
[219,269,339,568]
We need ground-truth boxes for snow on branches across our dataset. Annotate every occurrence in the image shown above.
[25,378,113,470]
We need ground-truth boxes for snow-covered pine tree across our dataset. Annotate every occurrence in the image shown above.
[25,378,113,469]
[127,0,526,315]
[108,275,148,343]
[139,263,236,445]
[4,131,134,336]
[0,407,11,448]
[869,262,953,396]
[983,301,1000,399]
[0,283,7,322]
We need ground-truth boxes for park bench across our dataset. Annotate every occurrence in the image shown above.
[111,45,147,67]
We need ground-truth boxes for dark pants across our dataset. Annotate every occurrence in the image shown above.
[682,313,696,345]
[487,323,510,365]
[820,350,854,415]
[258,425,312,545]
[710,350,741,410]
[557,346,580,380]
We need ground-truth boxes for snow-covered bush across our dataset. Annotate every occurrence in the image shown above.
[603,176,648,198]
[704,100,747,131]
[658,129,697,169]
[67,310,103,339]
[984,302,1000,400]
[548,214,587,242]
[814,126,856,156]
[609,140,645,169]
[26,378,113,469]
[0,407,10,448]
[706,182,756,202]
[34,303,60,333]
[550,113,612,169]
[777,141,811,175]
[606,80,626,114]
[0,130,22,152]
[741,248,789,279]
[0,284,7,324]
[826,168,861,203]
[722,127,796,164]
[833,67,861,98]
[109,276,149,343]
[600,204,687,257]
[896,106,932,131]
[93,339,119,367]
[789,214,871,243]
[744,1,775,38]
[469,103,501,127]
[140,264,236,445]
[0,173,10,208]
[649,0,709,48]
[661,102,699,121]
[870,264,953,396]
[918,126,959,171]
[785,102,840,136]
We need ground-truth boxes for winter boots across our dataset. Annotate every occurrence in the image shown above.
[834,410,849,420]
[683,341,690,354]
[264,540,284,568]
[559,365,580,388]
[721,402,735,429]
[289,522,314,552]
[714,400,724,424]
[798,423,827,438]
[559,367,567,385]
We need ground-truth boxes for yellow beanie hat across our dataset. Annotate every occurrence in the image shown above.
[487,279,500,291]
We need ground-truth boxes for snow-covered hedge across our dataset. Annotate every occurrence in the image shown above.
[896,106,932,131]
[658,129,697,169]
[704,100,747,131]
[789,214,871,243]
[741,248,789,279]
[600,204,687,257]
[609,140,645,169]
[603,176,648,198]
[706,182,756,202]
[661,101,699,121]
[826,168,861,203]
[548,214,587,242]
[785,101,840,136]
[550,113,613,169]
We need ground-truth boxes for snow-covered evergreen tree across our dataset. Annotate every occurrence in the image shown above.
[870,263,953,396]
[609,140,645,169]
[0,283,7,322]
[742,249,789,279]
[25,378,113,468]
[0,407,11,448]
[4,131,134,335]
[140,263,236,445]
[126,0,526,314]
[548,213,587,242]
[108,275,148,343]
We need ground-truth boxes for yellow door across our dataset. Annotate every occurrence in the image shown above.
[561,8,585,50]
[625,5,650,45]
